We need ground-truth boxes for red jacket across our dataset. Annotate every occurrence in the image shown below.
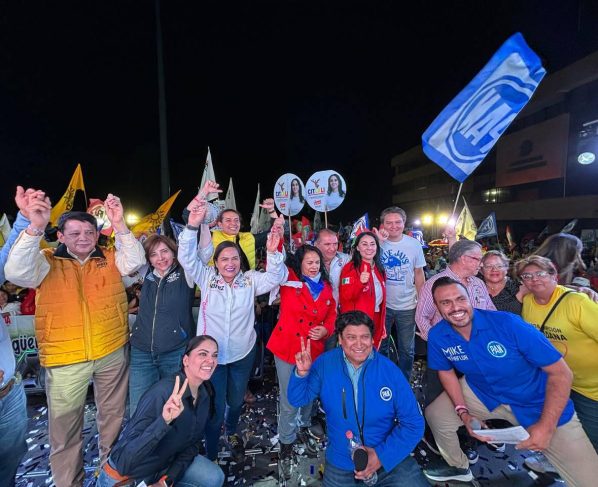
[267,269,337,364]
[339,261,386,349]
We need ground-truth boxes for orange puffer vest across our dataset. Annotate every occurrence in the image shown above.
[35,245,129,367]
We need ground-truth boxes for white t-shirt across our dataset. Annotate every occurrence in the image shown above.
[381,235,426,311]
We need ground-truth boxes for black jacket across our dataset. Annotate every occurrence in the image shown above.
[130,264,195,353]
[109,373,214,483]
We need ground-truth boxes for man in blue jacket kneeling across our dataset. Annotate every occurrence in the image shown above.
[288,310,428,486]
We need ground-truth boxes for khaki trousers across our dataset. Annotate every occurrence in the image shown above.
[425,377,598,487]
[45,346,129,487]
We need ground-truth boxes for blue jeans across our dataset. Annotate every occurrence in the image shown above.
[323,456,428,487]
[205,342,257,460]
[380,308,416,381]
[571,390,598,454]
[97,455,224,487]
[129,344,186,416]
[0,381,27,487]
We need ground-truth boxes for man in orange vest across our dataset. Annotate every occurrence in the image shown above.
[5,190,145,487]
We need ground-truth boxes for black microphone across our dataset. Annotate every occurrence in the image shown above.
[353,448,368,471]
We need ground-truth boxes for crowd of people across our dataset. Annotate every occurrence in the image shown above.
[1,181,597,487]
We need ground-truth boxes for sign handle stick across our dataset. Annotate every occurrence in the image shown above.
[288,214,292,248]
[324,210,328,229]
[450,183,463,220]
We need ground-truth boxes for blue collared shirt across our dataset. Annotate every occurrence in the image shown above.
[342,350,374,409]
[428,309,574,428]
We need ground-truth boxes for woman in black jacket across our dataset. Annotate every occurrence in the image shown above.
[129,234,197,415]
[97,335,224,487]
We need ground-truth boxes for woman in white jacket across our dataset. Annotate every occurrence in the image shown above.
[178,190,286,463]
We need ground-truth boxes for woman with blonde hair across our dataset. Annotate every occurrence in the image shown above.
[516,255,598,454]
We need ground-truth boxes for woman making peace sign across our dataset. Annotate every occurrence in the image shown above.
[178,193,286,462]
[97,335,224,487]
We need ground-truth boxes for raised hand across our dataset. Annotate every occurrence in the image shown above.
[15,186,45,219]
[105,194,127,232]
[271,214,285,237]
[259,198,276,218]
[372,227,389,243]
[294,337,312,377]
[359,263,370,284]
[265,227,281,253]
[186,196,208,227]
[25,192,51,234]
[162,375,189,425]
[198,180,222,200]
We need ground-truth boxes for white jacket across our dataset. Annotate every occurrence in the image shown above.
[178,226,286,364]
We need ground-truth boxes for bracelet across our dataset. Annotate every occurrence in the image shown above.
[457,409,470,419]
[186,224,200,231]
[454,404,468,413]
[26,225,44,236]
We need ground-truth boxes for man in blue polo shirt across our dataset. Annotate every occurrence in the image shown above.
[423,277,598,486]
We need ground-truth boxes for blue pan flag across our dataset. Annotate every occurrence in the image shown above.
[476,212,498,239]
[422,33,546,182]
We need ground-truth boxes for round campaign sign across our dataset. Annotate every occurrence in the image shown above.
[273,173,306,216]
[305,170,347,212]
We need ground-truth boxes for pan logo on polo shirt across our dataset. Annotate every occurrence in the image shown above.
[487,341,507,358]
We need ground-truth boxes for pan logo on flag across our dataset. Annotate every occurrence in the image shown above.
[447,68,541,165]
[422,33,546,182]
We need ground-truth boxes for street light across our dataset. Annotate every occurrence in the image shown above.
[126,212,140,226]
[422,214,434,226]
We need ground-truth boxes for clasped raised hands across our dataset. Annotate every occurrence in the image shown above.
[162,375,189,425]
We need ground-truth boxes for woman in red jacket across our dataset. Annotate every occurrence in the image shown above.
[339,231,386,349]
[267,244,337,479]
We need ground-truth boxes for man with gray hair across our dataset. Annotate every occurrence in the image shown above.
[416,239,495,341]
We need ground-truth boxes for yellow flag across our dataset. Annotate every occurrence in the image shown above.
[455,199,477,241]
[50,164,86,226]
[131,190,181,239]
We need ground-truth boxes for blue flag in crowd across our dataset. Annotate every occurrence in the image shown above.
[170,218,185,241]
[422,33,546,182]
[349,213,369,241]
[476,212,498,239]
[411,229,427,248]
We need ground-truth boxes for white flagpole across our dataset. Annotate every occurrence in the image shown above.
[450,183,463,220]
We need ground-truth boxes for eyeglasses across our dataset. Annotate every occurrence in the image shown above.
[482,264,508,271]
[520,271,552,281]
[464,255,482,263]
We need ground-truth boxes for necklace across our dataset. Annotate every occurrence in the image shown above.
[487,280,506,294]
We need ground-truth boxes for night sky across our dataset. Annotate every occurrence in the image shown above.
[2,1,598,226]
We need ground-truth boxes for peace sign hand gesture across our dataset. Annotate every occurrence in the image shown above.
[295,337,312,377]
[162,375,189,425]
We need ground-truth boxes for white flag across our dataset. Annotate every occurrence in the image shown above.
[250,184,261,233]
[561,219,578,234]
[200,147,220,201]
[225,178,237,211]
[0,213,12,247]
